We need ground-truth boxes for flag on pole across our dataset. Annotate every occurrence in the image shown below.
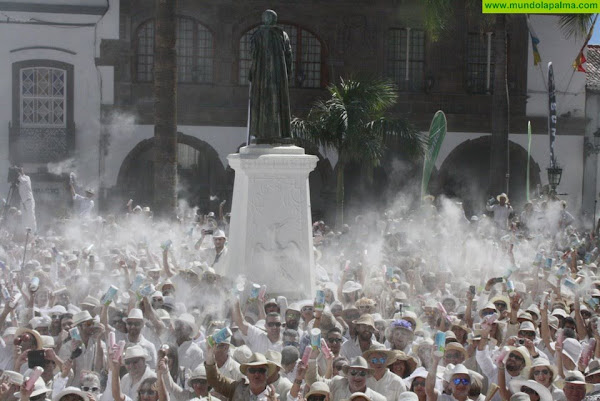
[548,62,557,168]
[526,16,542,66]
[573,16,596,72]
[526,121,532,202]
[421,110,447,199]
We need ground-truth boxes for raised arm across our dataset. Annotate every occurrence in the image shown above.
[425,354,440,401]
[231,299,250,336]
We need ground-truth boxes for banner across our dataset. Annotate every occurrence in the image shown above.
[421,110,447,198]
[527,121,532,202]
[548,62,556,167]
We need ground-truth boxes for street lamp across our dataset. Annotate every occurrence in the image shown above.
[547,166,562,192]
[584,129,600,156]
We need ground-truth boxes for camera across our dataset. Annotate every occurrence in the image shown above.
[7,166,20,185]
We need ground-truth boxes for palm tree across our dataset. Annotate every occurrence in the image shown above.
[425,1,594,197]
[153,0,178,218]
[291,77,425,228]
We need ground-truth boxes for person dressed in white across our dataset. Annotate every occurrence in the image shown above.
[16,167,36,233]
[69,173,95,217]
[486,193,513,229]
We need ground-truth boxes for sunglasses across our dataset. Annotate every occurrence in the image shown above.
[370,357,387,364]
[453,378,471,386]
[286,312,301,319]
[302,307,314,312]
[191,380,207,385]
[247,367,267,375]
[413,380,426,388]
[51,314,62,320]
[80,321,94,328]
[334,364,347,371]
[139,390,157,396]
[82,387,99,392]
[519,331,535,338]
[445,352,462,359]
[494,303,507,309]
[349,370,367,377]
[533,369,550,376]
[308,396,326,401]
[521,387,538,395]
[508,353,525,363]
[126,321,143,327]
[327,338,343,344]
[267,322,281,328]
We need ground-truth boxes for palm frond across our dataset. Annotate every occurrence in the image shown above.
[424,0,454,41]
[558,14,596,39]
[367,117,426,157]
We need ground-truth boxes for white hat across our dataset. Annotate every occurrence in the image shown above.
[561,338,582,366]
[52,387,90,401]
[3,327,17,337]
[305,382,330,398]
[123,345,148,361]
[0,370,23,386]
[48,305,67,315]
[175,313,198,333]
[30,316,51,330]
[213,229,226,239]
[509,379,553,401]
[72,310,93,326]
[14,377,49,399]
[398,393,419,401]
[187,365,207,386]
[41,335,55,348]
[233,345,253,364]
[552,309,568,319]
[556,370,593,392]
[125,308,144,321]
[519,321,536,333]
[342,281,362,293]
[80,296,100,308]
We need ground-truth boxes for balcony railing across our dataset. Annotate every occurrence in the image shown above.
[9,122,74,164]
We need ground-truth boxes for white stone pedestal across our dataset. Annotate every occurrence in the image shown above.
[226,145,318,300]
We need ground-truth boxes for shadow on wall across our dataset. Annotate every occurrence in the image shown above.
[432,137,542,217]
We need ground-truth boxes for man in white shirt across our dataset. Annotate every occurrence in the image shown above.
[123,309,157,369]
[16,168,36,233]
[486,193,513,229]
[340,314,380,360]
[363,346,406,400]
[232,299,282,355]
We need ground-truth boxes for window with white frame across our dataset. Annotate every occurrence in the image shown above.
[20,67,66,127]
[239,24,323,88]
[467,32,495,94]
[135,17,214,83]
[387,28,425,91]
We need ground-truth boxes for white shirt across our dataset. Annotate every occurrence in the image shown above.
[128,335,157,369]
[340,337,380,360]
[58,338,106,387]
[486,203,513,228]
[242,324,283,355]
[218,355,244,382]
[73,193,94,217]
[366,369,407,400]
[178,340,204,371]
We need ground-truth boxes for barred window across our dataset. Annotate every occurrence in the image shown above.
[387,28,425,91]
[467,32,495,94]
[20,67,66,127]
[239,24,323,88]
[135,17,214,83]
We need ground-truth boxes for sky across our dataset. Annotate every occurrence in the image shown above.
[592,18,600,44]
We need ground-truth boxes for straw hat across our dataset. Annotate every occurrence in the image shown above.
[14,328,43,350]
[71,309,93,326]
[342,356,374,375]
[362,345,397,365]
[123,345,148,361]
[52,387,91,401]
[239,353,277,377]
[525,358,557,379]
[490,295,511,312]
[233,345,253,364]
[405,367,428,388]
[497,193,509,202]
[561,338,582,366]
[0,371,23,386]
[556,371,594,392]
[352,314,376,330]
[392,350,418,375]
[445,343,468,359]
[264,350,282,369]
[305,382,330,398]
[509,380,553,401]
[506,346,532,368]
[342,281,363,293]
[349,393,372,401]
[14,377,49,399]
[213,229,227,239]
[187,365,207,386]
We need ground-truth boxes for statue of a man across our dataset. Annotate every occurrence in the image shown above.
[248,10,293,145]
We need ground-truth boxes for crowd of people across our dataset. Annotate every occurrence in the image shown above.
[0,185,597,401]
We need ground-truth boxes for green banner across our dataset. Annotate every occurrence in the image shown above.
[421,110,447,199]
[527,121,532,202]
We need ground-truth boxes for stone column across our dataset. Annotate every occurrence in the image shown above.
[226,145,318,300]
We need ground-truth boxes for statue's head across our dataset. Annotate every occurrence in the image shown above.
[262,9,277,25]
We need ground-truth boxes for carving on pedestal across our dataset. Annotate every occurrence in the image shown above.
[248,177,308,291]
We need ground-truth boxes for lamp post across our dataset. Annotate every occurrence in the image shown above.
[546,166,562,194]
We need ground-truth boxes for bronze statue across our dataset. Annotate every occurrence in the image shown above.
[248,10,293,145]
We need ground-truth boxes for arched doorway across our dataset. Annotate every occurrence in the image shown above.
[434,136,542,216]
[116,133,229,211]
